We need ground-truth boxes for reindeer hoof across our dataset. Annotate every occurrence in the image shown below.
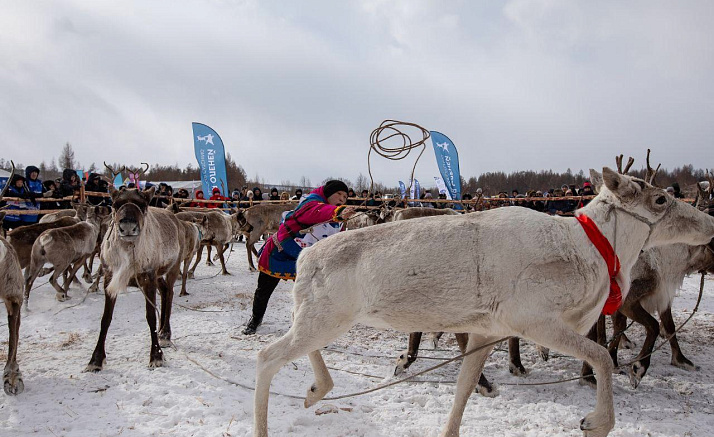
[148,358,164,368]
[248,267,257,272]
[628,363,644,389]
[509,363,528,377]
[621,338,636,350]
[179,291,189,297]
[304,381,333,408]
[88,285,98,293]
[4,378,24,396]
[205,261,214,266]
[187,272,195,279]
[222,271,231,276]
[537,346,550,361]
[580,411,614,437]
[56,292,70,302]
[672,357,699,371]
[477,383,498,398]
[3,370,24,395]
[84,359,105,373]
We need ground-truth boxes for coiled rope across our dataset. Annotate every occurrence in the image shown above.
[368,120,430,199]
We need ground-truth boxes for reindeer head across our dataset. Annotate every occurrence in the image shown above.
[109,186,155,241]
[599,167,714,249]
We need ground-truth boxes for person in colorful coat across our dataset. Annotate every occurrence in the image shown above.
[242,180,356,335]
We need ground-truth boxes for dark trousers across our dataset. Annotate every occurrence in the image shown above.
[250,272,281,322]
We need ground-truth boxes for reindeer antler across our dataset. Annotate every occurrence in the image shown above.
[0,160,16,199]
[644,149,661,186]
[104,161,126,180]
[615,154,635,175]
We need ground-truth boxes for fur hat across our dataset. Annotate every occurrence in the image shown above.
[323,180,349,199]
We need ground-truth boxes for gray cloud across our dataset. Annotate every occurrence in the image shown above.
[1,0,713,187]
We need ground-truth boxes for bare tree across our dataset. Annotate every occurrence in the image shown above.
[59,142,76,170]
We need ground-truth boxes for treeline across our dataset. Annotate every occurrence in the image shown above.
[462,165,710,196]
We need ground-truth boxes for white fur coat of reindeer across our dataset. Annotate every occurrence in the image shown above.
[252,168,714,437]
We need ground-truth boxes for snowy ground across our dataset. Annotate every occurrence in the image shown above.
[2,242,714,437]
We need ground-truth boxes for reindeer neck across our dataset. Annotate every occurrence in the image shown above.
[578,193,651,272]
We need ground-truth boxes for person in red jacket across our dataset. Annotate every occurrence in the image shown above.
[189,190,206,208]
[208,187,229,209]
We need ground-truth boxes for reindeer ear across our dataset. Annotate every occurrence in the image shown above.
[602,167,638,200]
[143,186,156,203]
[589,169,603,194]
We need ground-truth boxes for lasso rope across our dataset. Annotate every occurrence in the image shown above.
[368,120,430,200]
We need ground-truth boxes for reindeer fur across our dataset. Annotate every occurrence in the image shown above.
[252,168,714,437]
[0,212,24,395]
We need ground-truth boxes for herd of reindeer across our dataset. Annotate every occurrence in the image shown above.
[1,154,714,437]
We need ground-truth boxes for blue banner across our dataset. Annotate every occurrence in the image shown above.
[414,179,421,200]
[399,181,406,200]
[430,131,461,203]
[193,122,229,197]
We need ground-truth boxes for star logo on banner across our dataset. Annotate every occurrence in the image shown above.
[436,142,450,152]
[197,134,214,145]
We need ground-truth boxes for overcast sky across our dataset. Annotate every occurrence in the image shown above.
[1,0,712,187]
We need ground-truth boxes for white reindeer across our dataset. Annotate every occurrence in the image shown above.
[252,168,714,437]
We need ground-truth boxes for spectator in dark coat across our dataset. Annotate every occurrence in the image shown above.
[671,182,684,199]
[269,188,280,201]
[22,165,42,224]
[59,169,80,208]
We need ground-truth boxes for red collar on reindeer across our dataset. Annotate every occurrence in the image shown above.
[575,214,622,315]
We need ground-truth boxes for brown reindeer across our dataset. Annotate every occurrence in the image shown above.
[86,186,184,371]
[165,203,206,296]
[235,203,294,271]
[175,210,236,276]
[0,212,24,395]
[7,217,80,269]
[23,206,102,304]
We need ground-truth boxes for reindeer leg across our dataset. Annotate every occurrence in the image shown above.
[157,274,175,347]
[440,334,499,437]
[395,332,422,375]
[428,331,444,348]
[205,245,214,266]
[247,234,258,272]
[607,311,628,369]
[508,337,528,376]
[580,318,601,388]
[61,258,88,300]
[217,243,230,275]
[454,333,496,397]
[526,320,615,437]
[188,245,203,278]
[622,302,660,389]
[50,265,72,302]
[3,298,23,395]
[82,257,93,283]
[661,306,698,371]
[179,257,190,297]
[254,307,354,437]
[85,270,118,372]
[137,273,164,368]
[23,263,43,310]
[88,265,103,293]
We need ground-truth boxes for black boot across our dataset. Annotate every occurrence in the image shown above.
[242,316,262,335]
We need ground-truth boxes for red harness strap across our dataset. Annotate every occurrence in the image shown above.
[576,214,622,315]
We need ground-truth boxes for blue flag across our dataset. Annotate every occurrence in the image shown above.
[193,122,229,197]
[430,131,462,204]
[399,181,406,200]
[415,179,421,200]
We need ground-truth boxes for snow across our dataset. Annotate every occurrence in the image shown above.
[2,243,714,437]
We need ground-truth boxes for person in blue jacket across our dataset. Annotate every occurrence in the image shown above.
[22,165,42,224]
